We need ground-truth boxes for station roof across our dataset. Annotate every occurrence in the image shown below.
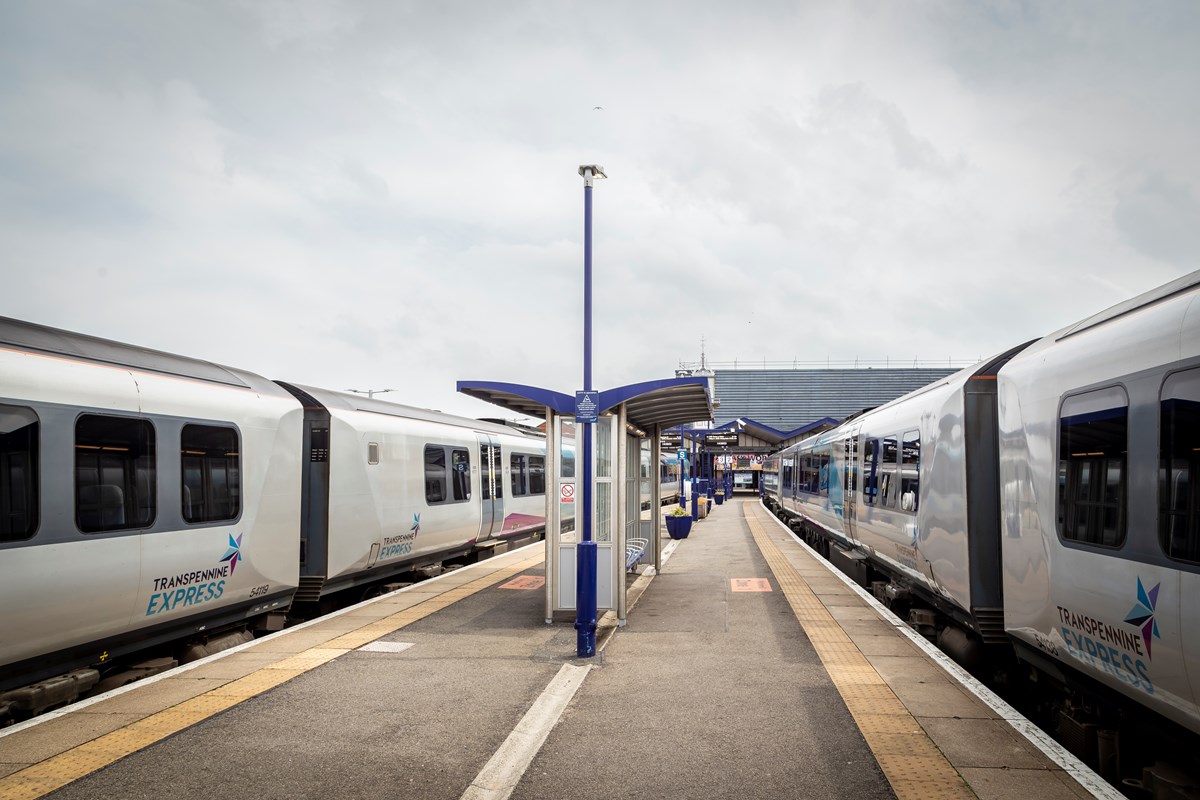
[457,376,714,433]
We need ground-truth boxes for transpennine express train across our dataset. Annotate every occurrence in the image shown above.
[762,270,1200,786]
[0,317,677,724]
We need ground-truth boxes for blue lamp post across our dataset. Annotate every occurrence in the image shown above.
[575,164,606,658]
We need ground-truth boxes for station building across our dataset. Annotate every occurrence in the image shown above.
[669,364,961,492]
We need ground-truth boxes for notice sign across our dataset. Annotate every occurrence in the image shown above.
[704,432,739,446]
[561,483,575,503]
[731,578,772,592]
[575,390,599,424]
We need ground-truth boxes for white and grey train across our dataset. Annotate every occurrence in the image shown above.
[763,271,1200,781]
[0,318,677,724]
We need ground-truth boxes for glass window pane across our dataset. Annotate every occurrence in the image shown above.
[1160,370,1200,562]
[452,449,470,501]
[529,456,545,495]
[0,405,39,541]
[181,424,239,523]
[425,446,447,504]
[1059,392,1127,547]
[76,414,156,532]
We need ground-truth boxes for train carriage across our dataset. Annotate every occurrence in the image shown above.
[0,319,302,693]
[998,272,1200,735]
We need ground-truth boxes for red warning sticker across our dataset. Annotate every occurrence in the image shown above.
[501,576,546,590]
[731,578,772,592]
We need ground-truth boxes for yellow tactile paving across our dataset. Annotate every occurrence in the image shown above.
[0,546,547,800]
[743,501,977,800]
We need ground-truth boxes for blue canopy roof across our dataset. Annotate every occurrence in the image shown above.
[457,376,714,432]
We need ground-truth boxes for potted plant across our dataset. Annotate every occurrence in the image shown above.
[665,506,693,539]
[714,489,725,506]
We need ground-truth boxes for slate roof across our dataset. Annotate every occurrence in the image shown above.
[711,368,958,430]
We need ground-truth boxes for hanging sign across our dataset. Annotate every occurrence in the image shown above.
[704,432,739,446]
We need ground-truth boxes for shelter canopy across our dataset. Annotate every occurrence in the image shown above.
[457,376,714,432]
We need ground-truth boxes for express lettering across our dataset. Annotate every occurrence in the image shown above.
[1061,627,1154,695]
[146,580,226,615]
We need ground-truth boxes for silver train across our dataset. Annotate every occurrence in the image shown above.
[0,318,678,723]
[763,270,1200,780]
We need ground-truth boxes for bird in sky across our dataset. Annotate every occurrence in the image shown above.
[593,106,603,110]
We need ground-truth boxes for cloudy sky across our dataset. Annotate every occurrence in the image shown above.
[2,1,1197,419]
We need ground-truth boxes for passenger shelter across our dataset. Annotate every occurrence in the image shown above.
[457,376,714,625]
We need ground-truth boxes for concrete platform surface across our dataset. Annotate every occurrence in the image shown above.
[0,500,1114,800]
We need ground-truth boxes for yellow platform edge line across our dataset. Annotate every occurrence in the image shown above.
[0,547,548,800]
[741,502,976,800]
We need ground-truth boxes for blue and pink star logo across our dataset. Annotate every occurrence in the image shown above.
[1125,578,1161,660]
[221,533,243,574]
[411,514,420,536]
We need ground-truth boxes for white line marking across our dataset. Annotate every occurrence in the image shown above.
[761,506,1124,800]
[359,641,415,653]
[460,663,591,800]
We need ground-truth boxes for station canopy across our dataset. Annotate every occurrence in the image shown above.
[457,376,714,433]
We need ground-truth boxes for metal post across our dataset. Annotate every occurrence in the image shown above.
[690,432,699,521]
[576,164,605,658]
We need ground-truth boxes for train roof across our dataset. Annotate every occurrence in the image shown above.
[0,316,252,388]
[1056,269,1200,342]
[286,383,545,439]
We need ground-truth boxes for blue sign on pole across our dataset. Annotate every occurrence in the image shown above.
[677,448,687,461]
[575,391,599,424]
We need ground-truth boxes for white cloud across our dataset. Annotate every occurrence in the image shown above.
[1,0,1196,419]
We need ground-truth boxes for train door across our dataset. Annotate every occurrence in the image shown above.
[476,434,504,540]
[844,427,860,543]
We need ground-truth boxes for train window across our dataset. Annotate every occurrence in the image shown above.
[878,436,899,507]
[1058,387,1128,548]
[76,414,156,533]
[181,424,240,523]
[529,456,546,495]
[451,449,470,501]
[1160,369,1200,563]
[782,457,794,495]
[900,431,920,513]
[425,446,447,503]
[0,405,39,541]
[511,454,527,496]
[863,438,879,505]
[818,451,831,497]
[493,445,503,499]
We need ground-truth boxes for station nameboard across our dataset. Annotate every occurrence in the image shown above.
[703,432,739,446]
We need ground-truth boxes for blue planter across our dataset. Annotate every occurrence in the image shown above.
[665,515,693,539]
[714,494,725,505]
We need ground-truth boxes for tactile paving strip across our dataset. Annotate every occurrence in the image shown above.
[0,552,545,800]
[743,502,977,800]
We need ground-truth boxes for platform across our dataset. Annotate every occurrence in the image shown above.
[0,500,1113,800]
